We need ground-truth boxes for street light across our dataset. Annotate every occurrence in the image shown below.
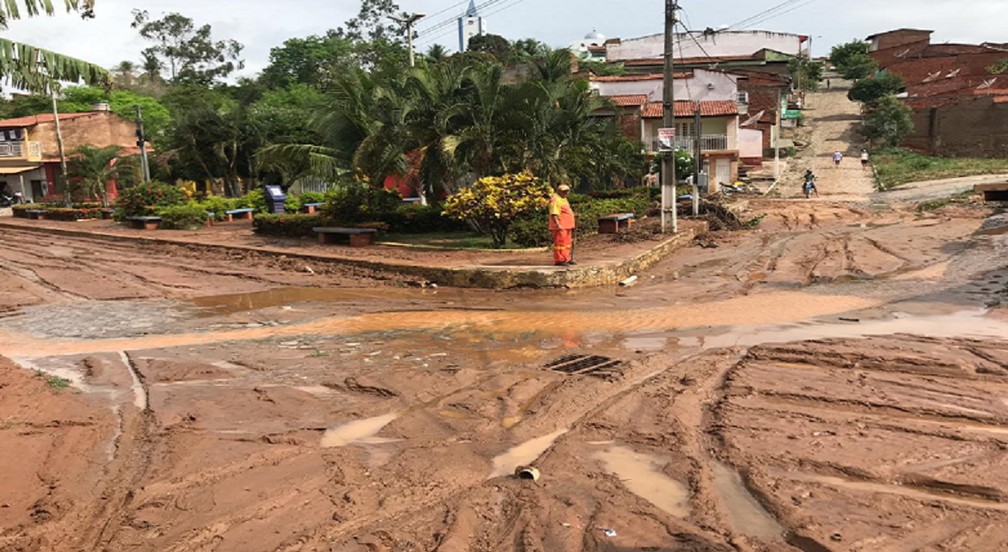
[391,12,426,67]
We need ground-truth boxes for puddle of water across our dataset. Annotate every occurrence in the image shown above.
[489,428,567,478]
[622,335,668,352]
[700,308,1008,350]
[320,413,398,448]
[711,461,783,540]
[0,291,881,358]
[190,286,448,315]
[593,446,690,518]
[118,352,147,410]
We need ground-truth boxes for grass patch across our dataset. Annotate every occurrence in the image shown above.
[34,369,72,391]
[381,231,531,250]
[874,148,1008,191]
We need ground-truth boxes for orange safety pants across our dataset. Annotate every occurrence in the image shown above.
[552,229,573,264]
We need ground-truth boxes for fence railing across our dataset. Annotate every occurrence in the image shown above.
[0,141,42,159]
[650,135,729,153]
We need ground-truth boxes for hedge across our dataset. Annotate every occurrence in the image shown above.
[43,207,102,221]
[252,213,324,238]
[157,204,211,230]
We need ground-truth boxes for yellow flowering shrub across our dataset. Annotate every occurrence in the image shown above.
[442,171,551,248]
[175,180,197,199]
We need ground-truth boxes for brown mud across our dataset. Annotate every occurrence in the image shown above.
[2,86,1008,551]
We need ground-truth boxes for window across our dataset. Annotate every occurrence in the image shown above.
[737,92,750,104]
[676,122,696,138]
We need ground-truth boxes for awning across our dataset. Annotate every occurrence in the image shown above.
[0,165,39,175]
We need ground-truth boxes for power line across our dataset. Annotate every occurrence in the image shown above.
[415,0,528,49]
[415,0,505,38]
[725,0,798,30]
[738,0,819,29]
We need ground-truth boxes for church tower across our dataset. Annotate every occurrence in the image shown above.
[458,0,486,52]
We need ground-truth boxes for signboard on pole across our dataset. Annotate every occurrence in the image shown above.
[658,127,675,151]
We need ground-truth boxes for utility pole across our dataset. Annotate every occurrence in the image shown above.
[693,104,702,216]
[50,86,69,205]
[661,0,679,233]
[134,105,151,184]
[393,12,426,67]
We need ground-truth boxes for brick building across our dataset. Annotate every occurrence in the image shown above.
[0,107,143,202]
[868,29,1008,156]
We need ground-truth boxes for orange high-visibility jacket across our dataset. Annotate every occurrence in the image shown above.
[548,194,575,230]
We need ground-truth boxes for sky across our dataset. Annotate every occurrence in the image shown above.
[2,0,1007,80]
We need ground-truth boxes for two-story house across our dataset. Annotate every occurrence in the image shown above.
[591,69,762,191]
[0,105,143,203]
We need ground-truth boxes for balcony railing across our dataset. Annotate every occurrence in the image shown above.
[650,134,729,153]
[0,141,42,160]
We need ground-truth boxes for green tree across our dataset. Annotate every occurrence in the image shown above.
[829,40,870,69]
[259,33,357,90]
[862,95,914,147]
[59,86,171,142]
[829,40,877,81]
[68,144,120,207]
[161,87,261,196]
[425,44,448,62]
[467,33,511,61]
[0,0,93,27]
[848,71,904,104]
[334,0,405,44]
[580,59,626,77]
[0,1,108,92]
[788,57,825,92]
[131,10,244,85]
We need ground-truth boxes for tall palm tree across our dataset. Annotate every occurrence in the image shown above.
[0,0,108,92]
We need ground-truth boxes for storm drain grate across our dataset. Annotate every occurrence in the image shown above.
[545,355,623,377]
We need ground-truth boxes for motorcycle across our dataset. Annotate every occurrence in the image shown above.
[803,177,818,199]
[0,191,26,207]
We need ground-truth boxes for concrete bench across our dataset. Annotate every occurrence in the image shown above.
[313,227,377,247]
[225,208,255,222]
[127,216,162,230]
[598,212,635,234]
[300,202,323,214]
[25,209,46,220]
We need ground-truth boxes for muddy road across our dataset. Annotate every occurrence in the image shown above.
[1,194,1008,552]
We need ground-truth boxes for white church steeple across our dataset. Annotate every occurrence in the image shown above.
[458,0,487,52]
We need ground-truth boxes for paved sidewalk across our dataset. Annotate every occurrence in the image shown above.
[0,217,706,288]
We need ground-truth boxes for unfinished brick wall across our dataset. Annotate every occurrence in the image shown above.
[29,112,137,159]
[870,30,933,52]
[903,95,1008,156]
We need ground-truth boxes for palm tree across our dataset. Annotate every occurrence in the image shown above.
[425,44,448,63]
[0,0,108,92]
[68,144,120,207]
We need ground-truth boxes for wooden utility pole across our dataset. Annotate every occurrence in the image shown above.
[50,87,69,205]
[661,0,679,233]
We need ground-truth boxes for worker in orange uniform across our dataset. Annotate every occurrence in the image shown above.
[548,184,576,266]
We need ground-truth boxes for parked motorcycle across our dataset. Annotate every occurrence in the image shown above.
[0,191,26,207]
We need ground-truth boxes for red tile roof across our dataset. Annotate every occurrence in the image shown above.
[0,112,96,128]
[607,94,648,107]
[641,100,738,118]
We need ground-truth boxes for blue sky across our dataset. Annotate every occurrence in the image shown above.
[2,0,1006,79]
